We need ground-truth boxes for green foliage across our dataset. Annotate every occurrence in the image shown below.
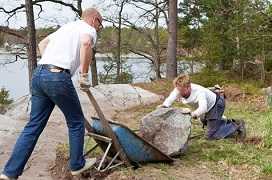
[0,87,13,105]
[191,69,234,87]
[116,71,133,84]
[262,163,272,174]
[98,26,168,56]
[239,82,263,95]
[179,0,272,80]
[99,71,133,84]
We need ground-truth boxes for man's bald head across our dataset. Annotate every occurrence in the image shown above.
[81,8,103,32]
[82,8,102,20]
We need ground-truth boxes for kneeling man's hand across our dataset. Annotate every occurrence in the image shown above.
[157,104,168,109]
[180,107,191,114]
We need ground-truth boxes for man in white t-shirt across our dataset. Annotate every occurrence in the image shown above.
[160,74,246,140]
[0,8,103,180]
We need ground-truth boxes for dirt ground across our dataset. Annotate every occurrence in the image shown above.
[0,107,68,180]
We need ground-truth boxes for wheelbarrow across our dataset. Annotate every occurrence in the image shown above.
[83,89,173,172]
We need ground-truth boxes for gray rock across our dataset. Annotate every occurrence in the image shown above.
[5,95,30,121]
[140,107,192,156]
[77,84,162,119]
[262,86,272,95]
[262,87,272,107]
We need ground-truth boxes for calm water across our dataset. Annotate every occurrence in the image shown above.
[0,54,154,99]
[0,53,197,99]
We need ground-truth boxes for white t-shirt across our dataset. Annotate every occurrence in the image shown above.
[163,83,217,116]
[38,20,97,75]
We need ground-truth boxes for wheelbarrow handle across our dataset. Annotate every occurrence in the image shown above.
[84,89,131,166]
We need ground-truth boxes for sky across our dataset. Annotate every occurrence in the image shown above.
[0,0,171,29]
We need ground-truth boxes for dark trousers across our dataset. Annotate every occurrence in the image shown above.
[204,95,239,140]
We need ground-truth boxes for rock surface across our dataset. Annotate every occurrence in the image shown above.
[140,107,192,156]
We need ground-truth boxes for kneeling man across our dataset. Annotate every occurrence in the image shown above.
[161,74,245,140]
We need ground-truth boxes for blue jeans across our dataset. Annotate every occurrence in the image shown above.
[3,65,86,178]
[205,95,238,140]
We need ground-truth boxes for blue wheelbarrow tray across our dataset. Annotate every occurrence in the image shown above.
[89,117,173,164]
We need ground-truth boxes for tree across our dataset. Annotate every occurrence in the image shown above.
[166,0,177,79]
[104,0,129,82]
[121,0,168,80]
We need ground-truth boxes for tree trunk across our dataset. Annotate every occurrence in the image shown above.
[155,57,161,79]
[261,36,265,82]
[91,48,98,86]
[77,0,82,16]
[116,12,122,79]
[116,1,125,81]
[25,0,37,92]
[154,0,161,79]
[166,0,177,79]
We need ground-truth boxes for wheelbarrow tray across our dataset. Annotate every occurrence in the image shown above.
[89,117,173,164]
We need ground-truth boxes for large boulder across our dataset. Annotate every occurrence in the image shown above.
[140,108,191,156]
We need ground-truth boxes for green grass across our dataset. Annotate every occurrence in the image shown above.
[84,136,103,157]
[263,163,272,174]
[179,102,272,177]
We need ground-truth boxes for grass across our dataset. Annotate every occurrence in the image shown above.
[263,163,272,174]
[133,77,272,179]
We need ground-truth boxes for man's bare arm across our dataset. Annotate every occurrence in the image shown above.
[38,37,50,56]
[79,34,93,73]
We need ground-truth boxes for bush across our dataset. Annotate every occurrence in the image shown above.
[191,68,234,87]
[0,87,13,105]
[264,113,272,148]
[99,72,133,84]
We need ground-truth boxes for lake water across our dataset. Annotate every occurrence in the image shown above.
[0,53,198,99]
[0,54,157,99]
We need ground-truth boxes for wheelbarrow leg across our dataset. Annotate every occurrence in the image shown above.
[84,89,131,166]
